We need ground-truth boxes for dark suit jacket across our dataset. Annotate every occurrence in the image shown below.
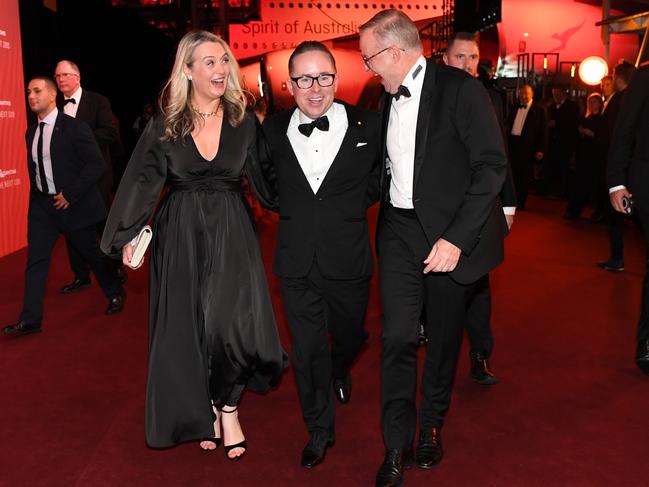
[379,61,508,284]
[262,101,380,279]
[548,98,579,155]
[26,111,107,230]
[608,66,649,211]
[487,88,516,208]
[58,89,117,195]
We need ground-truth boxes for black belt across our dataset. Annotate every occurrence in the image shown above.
[170,177,242,193]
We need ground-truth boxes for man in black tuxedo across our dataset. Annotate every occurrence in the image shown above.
[359,11,507,486]
[442,31,517,385]
[508,84,546,210]
[597,61,636,272]
[2,77,125,338]
[606,64,649,375]
[544,85,579,198]
[261,41,380,468]
[54,60,122,294]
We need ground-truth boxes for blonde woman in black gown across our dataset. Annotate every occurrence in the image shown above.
[101,30,287,459]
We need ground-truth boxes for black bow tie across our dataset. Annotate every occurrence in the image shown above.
[518,103,527,109]
[298,116,329,137]
[63,98,76,105]
[394,85,411,101]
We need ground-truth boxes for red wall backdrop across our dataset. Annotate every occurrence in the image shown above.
[0,0,28,258]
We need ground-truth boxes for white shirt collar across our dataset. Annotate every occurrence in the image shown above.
[39,107,58,125]
[66,86,82,103]
[396,55,426,102]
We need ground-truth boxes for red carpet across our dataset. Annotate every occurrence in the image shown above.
[1,197,648,487]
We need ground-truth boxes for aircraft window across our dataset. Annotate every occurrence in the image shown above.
[279,2,284,7]
[380,4,385,8]
[298,2,303,6]
[326,3,331,7]
[269,2,274,6]
[289,2,294,7]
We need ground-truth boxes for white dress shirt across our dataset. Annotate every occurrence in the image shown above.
[287,102,348,194]
[386,55,427,209]
[510,100,532,136]
[31,108,58,194]
[63,86,82,118]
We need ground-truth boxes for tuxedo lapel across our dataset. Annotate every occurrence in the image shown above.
[274,107,314,192]
[316,105,360,194]
[26,125,37,183]
[413,61,436,190]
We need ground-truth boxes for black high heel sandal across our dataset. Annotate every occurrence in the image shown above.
[220,406,247,461]
[200,407,222,450]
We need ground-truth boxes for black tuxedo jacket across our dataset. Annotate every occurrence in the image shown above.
[507,102,546,157]
[262,102,380,279]
[26,111,107,229]
[608,66,649,211]
[379,61,508,284]
[57,89,117,168]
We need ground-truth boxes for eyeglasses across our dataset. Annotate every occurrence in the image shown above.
[361,46,405,69]
[290,73,336,89]
[54,73,79,80]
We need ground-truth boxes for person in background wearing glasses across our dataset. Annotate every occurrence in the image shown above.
[359,11,507,486]
[54,60,125,296]
[259,40,380,469]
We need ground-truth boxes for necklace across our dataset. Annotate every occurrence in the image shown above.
[191,104,220,118]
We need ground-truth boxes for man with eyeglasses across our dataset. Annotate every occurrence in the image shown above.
[260,40,380,469]
[54,60,123,296]
[359,11,507,486]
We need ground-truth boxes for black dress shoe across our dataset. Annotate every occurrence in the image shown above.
[106,292,126,315]
[60,277,91,294]
[596,259,624,272]
[376,449,406,487]
[636,339,649,376]
[333,373,352,404]
[415,427,443,469]
[301,434,334,468]
[2,320,41,337]
[470,351,498,385]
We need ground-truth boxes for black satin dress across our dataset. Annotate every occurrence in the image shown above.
[101,112,287,448]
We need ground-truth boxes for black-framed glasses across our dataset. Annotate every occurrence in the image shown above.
[290,73,336,89]
[361,46,405,69]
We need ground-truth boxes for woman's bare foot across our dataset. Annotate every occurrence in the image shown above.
[221,405,246,459]
[199,406,221,450]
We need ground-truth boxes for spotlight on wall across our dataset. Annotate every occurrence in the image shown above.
[579,56,609,85]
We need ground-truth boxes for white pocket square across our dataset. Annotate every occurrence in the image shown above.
[356,142,368,147]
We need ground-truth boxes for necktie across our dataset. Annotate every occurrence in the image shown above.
[63,98,76,105]
[298,115,329,137]
[394,85,411,101]
[36,122,50,194]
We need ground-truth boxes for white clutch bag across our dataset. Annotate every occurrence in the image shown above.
[130,225,152,269]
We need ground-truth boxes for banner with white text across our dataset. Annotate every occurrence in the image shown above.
[0,0,28,257]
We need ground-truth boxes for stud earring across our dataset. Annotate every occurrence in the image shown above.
[187,75,193,81]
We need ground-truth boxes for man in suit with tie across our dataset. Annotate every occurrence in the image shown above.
[606,64,649,375]
[2,77,125,338]
[359,11,508,486]
[443,31,517,385]
[54,60,123,294]
[508,84,546,210]
[261,41,380,468]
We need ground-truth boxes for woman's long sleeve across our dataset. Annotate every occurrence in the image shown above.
[101,115,168,257]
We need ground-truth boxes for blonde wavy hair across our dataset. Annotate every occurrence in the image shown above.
[159,30,250,141]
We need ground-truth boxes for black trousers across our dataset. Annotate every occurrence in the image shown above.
[509,136,532,209]
[606,204,625,261]
[636,209,649,342]
[378,206,477,449]
[465,273,493,356]
[280,262,369,438]
[21,193,123,324]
